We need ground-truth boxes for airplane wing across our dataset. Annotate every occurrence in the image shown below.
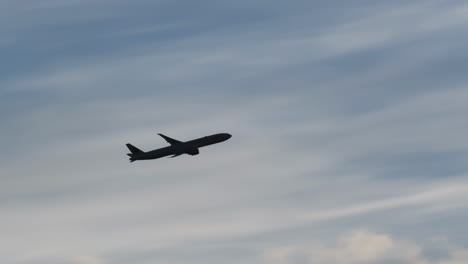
[158,133,182,145]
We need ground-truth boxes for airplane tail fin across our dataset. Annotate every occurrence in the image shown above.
[126,143,144,154]
[126,143,143,162]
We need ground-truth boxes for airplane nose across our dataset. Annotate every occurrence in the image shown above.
[223,133,232,140]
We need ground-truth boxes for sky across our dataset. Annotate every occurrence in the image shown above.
[1,0,468,263]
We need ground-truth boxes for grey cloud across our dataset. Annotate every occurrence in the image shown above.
[261,230,468,264]
[2,0,468,263]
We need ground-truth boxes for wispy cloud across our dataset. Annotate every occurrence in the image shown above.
[2,0,468,263]
[262,230,468,264]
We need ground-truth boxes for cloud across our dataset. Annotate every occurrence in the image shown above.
[73,256,107,264]
[2,0,468,264]
[262,230,468,264]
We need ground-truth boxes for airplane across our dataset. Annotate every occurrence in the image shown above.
[126,133,232,162]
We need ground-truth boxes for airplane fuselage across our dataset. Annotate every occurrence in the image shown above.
[127,133,231,162]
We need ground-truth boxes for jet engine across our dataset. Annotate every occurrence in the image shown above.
[186,148,200,156]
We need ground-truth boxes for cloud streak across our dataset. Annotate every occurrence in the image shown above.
[2,0,468,263]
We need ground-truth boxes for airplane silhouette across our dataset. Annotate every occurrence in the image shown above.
[126,133,232,162]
